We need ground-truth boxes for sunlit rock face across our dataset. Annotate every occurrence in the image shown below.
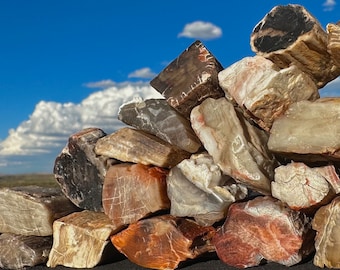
[327,22,340,68]
[191,97,276,195]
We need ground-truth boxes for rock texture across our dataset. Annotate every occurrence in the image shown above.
[0,233,52,269]
[313,196,340,268]
[0,186,78,236]
[102,163,170,228]
[213,196,315,268]
[118,98,202,153]
[150,40,224,118]
[54,127,114,212]
[47,210,119,268]
[327,22,340,67]
[167,152,248,226]
[111,215,216,270]
[268,98,340,161]
[191,97,276,195]
[95,127,190,168]
[218,55,319,131]
[251,4,340,87]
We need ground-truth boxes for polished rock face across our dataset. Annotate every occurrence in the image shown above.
[118,98,202,153]
[191,97,276,195]
[213,196,315,268]
[111,215,216,270]
[167,152,248,226]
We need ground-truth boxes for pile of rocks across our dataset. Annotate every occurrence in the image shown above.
[0,4,340,270]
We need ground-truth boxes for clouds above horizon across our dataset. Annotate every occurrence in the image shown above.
[323,0,336,11]
[178,21,222,40]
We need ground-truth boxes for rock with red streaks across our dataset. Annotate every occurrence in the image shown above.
[272,162,336,213]
[190,97,276,195]
[102,163,170,228]
[111,215,216,270]
[314,164,340,194]
[312,196,340,268]
[213,196,315,268]
[150,40,224,118]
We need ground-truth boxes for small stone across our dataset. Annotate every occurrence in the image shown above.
[150,40,224,118]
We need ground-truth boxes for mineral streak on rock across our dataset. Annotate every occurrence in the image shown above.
[102,163,170,228]
[47,210,120,268]
[218,56,319,131]
[272,162,336,213]
[150,40,225,118]
[95,127,190,168]
[251,4,340,88]
[54,127,114,212]
[111,215,216,270]
[213,196,315,268]
[190,97,276,195]
[0,186,79,236]
[268,98,340,162]
[0,233,52,269]
[312,196,340,268]
[327,22,340,67]
[315,164,340,194]
[118,98,202,153]
[167,152,248,226]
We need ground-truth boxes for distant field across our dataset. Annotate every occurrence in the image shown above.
[0,174,58,188]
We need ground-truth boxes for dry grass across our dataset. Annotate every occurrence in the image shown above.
[0,174,58,188]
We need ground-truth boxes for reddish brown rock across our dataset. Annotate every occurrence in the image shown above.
[213,196,314,268]
[102,163,170,228]
[150,40,224,118]
[111,215,216,270]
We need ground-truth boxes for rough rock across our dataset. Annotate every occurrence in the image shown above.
[190,97,276,195]
[218,56,319,131]
[118,98,202,153]
[327,22,340,67]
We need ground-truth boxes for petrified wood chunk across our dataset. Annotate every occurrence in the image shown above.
[167,152,248,226]
[268,98,340,161]
[111,215,216,270]
[54,127,115,212]
[314,164,340,194]
[218,56,319,131]
[118,98,202,153]
[327,22,340,67]
[47,210,119,268]
[312,196,340,268]
[95,127,190,168]
[250,4,340,87]
[150,40,224,118]
[272,162,335,213]
[0,186,78,236]
[0,233,52,269]
[213,196,315,268]
[191,97,276,195]
[102,163,170,228]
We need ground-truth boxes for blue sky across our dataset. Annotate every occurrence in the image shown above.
[0,0,339,174]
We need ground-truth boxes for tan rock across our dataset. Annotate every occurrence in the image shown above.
[327,22,340,67]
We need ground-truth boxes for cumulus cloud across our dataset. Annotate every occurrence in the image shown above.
[0,82,163,174]
[83,79,117,89]
[128,67,157,79]
[323,0,336,11]
[320,77,340,97]
[178,21,222,40]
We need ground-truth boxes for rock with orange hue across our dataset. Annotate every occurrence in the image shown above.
[95,127,190,168]
[272,162,336,213]
[314,164,340,194]
[54,128,117,212]
[150,40,224,118]
[111,215,216,270]
[213,196,315,268]
[312,196,340,268]
[191,97,276,195]
[102,163,170,228]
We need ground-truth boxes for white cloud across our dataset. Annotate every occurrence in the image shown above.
[320,76,340,97]
[323,0,336,11]
[178,21,222,40]
[0,82,163,174]
[83,79,116,89]
[128,67,157,79]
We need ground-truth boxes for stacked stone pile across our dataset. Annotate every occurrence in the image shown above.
[1,4,340,270]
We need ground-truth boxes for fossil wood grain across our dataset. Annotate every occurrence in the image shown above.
[327,21,340,67]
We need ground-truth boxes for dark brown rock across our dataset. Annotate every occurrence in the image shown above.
[213,196,315,268]
[150,40,224,118]
[111,215,216,270]
[54,127,117,212]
